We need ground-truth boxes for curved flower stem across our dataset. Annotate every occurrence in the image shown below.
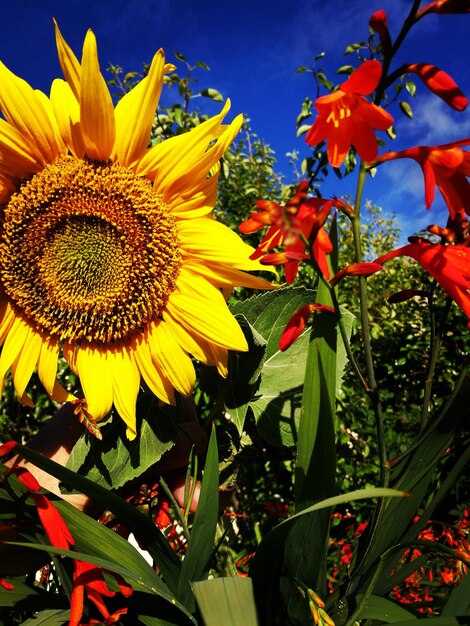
[421,294,452,429]
[351,162,388,482]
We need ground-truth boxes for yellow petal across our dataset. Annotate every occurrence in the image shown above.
[136,100,231,186]
[166,270,248,351]
[0,316,30,396]
[0,62,63,164]
[146,320,196,397]
[80,29,115,160]
[10,325,42,405]
[132,334,175,405]
[66,342,113,421]
[113,49,165,167]
[177,216,276,272]
[34,88,67,156]
[50,78,86,157]
[0,300,15,345]
[182,258,275,290]
[0,119,42,178]
[107,344,140,439]
[169,173,218,218]
[37,335,75,403]
[0,174,15,204]
[54,19,81,100]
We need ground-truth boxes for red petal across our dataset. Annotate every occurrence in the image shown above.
[0,441,17,457]
[32,493,75,550]
[340,60,383,95]
[406,63,468,111]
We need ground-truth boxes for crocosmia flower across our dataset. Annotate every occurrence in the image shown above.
[373,139,470,219]
[0,24,272,438]
[376,240,470,325]
[240,182,335,283]
[404,63,467,111]
[306,60,393,167]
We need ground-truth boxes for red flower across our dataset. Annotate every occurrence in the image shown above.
[373,139,470,219]
[404,63,467,111]
[376,240,470,325]
[279,303,335,351]
[70,560,132,626]
[0,440,17,457]
[330,262,383,287]
[8,466,75,551]
[306,60,393,167]
[416,0,470,18]
[240,182,336,283]
[0,579,14,591]
[369,10,391,54]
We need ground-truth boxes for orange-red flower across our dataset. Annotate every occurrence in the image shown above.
[374,139,470,219]
[404,63,467,111]
[369,10,391,54]
[279,303,335,351]
[12,466,75,551]
[240,182,335,283]
[70,560,133,626]
[306,60,393,167]
[416,0,470,18]
[376,240,470,325]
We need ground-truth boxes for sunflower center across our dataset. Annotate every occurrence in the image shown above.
[0,156,181,343]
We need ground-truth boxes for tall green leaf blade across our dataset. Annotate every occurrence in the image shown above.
[192,577,259,626]
[441,571,470,616]
[353,594,416,622]
[177,428,219,610]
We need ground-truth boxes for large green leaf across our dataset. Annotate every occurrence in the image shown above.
[0,580,65,610]
[21,609,70,625]
[353,594,416,622]
[192,577,259,626]
[230,287,316,361]
[250,488,406,626]
[223,316,267,433]
[66,398,177,489]
[177,428,219,610]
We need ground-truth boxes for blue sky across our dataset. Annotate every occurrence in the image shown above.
[1,0,469,238]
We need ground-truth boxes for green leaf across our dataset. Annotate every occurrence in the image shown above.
[223,316,267,433]
[250,488,406,626]
[200,88,223,102]
[354,594,416,622]
[249,330,308,446]
[66,401,177,489]
[192,577,259,626]
[174,52,186,62]
[177,428,219,610]
[405,80,416,96]
[20,609,71,625]
[196,61,210,71]
[0,580,65,609]
[399,101,413,119]
[336,65,354,75]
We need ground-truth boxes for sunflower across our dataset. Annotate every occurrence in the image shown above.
[0,23,272,439]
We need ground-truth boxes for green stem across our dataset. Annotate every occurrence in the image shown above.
[159,476,191,543]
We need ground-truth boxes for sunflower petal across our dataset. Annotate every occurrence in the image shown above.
[166,271,248,351]
[37,335,75,403]
[0,316,31,396]
[54,19,81,100]
[0,119,43,178]
[113,49,165,167]
[107,344,140,439]
[79,29,115,160]
[50,79,86,158]
[146,320,196,397]
[10,325,42,405]
[132,334,175,405]
[65,343,113,421]
[0,62,63,164]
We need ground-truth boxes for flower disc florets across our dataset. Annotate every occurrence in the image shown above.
[0,155,181,343]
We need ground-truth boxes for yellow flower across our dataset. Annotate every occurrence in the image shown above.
[0,23,272,439]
